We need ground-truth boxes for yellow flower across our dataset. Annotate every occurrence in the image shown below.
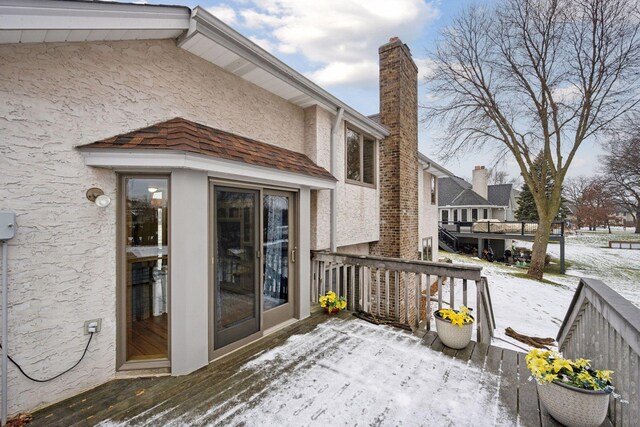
[596,370,613,382]
[541,373,558,383]
[577,371,593,383]
[528,357,551,379]
[552,358,573,373]
[573,358,590,369]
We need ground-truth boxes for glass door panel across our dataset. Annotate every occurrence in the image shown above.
[263,191,295,329]
[214,187,260,349]
[124,177,169,361]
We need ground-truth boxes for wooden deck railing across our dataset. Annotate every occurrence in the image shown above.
[439,220,565,237]
[311,251,496,344]
[557,278,640,426]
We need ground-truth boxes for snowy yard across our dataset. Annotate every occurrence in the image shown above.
[443,227,640,352]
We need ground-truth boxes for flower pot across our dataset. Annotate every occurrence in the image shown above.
[536,381,611,427]
[324,307,340,315]
[434,313,474,349]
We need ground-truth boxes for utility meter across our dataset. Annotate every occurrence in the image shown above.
[0,211,16,240]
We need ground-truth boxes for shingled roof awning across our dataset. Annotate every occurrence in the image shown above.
[77,117,336,188]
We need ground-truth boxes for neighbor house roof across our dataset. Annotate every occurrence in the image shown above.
[438,177,473,206]
[77,117,336,181]
[450,189,491,206]
[487,184,514,206]
[0,0,388,140]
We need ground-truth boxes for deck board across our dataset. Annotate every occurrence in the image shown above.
[29,312,613,426]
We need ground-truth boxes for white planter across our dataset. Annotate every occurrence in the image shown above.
[434,314,474,349]
[537,381,611,427]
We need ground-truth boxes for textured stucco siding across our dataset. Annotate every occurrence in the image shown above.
[335,120,380,247]
[0,39,305,415]
[305,108,379,250]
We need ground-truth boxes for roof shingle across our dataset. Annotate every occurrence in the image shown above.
[78,117,336,181]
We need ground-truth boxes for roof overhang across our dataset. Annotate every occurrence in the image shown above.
[80,149,336,190]
[177,7,388,140]
[418,152,454,178]
[0,0,190,43]
[0,1,388,140]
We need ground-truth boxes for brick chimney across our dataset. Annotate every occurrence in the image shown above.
[370,37,419,260]
[472,165,489,199]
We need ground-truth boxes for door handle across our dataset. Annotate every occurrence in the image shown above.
[256,250,261,259]
[291,248,296,263]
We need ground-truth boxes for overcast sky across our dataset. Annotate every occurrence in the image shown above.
[137,0,601,181]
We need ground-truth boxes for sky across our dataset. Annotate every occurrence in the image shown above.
[137,0,601,181]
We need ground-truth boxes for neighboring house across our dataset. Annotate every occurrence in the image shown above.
[0,0,441,416]
[438,166,519,224]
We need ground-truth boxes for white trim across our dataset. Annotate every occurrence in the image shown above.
[0,0,190,31]
[79,149,336,190]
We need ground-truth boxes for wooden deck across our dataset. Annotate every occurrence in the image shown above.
[30,312,609,427]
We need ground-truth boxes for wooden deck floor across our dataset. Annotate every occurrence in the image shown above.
[30,312,609,426]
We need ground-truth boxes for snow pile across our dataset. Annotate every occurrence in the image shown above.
[195,318,512,426]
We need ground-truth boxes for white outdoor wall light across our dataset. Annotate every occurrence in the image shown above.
[86,187,111,208]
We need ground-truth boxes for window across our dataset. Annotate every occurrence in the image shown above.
[422,237,433,261]
[430,175,437,204]
[483,208,488,219]
[461,209,468,222]
[442,210,449,224]
[346,127,376,186]
[453,209,458,222]
[121,176,169,363]
[472,208,478,221]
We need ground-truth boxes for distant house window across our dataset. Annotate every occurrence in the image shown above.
[422,237,433,261]
[442,210,449,224]
[430,176,437,204]
[454,209,458,222]
[472,208,478,221]
[483,208,488,219]
[346,127,376,186]
[462,209,468,222]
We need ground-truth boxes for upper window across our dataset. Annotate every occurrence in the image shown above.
[472,208,478,221]
[346,127,376,186]
[430,175,437,204]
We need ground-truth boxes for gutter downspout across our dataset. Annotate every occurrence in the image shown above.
[330,107,344,252]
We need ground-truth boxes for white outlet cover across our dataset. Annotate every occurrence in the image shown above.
[84,318,102,334]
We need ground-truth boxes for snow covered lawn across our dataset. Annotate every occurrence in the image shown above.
[439,254,578,352]
[516,228,640,308]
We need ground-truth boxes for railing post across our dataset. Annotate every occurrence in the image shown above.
[476,279,483,343]
[415,273,420,329]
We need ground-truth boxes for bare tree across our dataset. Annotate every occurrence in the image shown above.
[602,125,640,233]
[424,0,640,279]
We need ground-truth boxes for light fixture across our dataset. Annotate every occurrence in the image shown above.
[86,187,111,208]
[148,187,158,193]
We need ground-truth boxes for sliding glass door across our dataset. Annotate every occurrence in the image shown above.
[213,187,260,349]
[263,190,295,329]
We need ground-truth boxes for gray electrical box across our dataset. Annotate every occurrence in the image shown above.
[0,211,16,240]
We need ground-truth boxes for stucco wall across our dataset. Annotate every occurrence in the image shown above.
[305,108,379,250]
[0,38,307,415]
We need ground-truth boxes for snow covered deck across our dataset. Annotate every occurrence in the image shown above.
[30,311,596,427]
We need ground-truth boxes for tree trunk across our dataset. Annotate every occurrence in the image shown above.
[527,218,552,280]
[636,208,640,234]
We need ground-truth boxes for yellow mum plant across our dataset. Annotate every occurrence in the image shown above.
[434,305,474,327]
[319,291,346,312]
[525,348,614,391]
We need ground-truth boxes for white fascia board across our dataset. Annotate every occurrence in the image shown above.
[180,7,389,140]
[80,149,336,190]
[0,0,190,31]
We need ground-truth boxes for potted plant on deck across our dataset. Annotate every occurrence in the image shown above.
[526,348,614,427]
[319,291,346,314]
[434,306,474,349]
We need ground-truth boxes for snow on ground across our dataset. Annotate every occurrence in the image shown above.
[439,254,578,352]
[442,227,640,352]
[515,228,640,308]
[192,318,513,426]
